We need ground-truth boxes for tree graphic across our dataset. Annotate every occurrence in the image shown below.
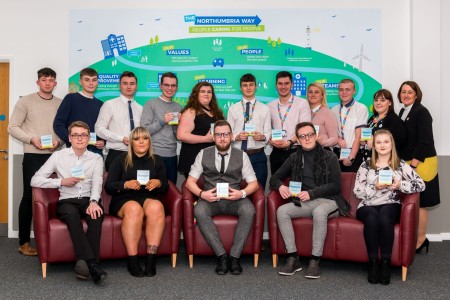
[149,37,154,46]
[155,35,159,43]
[267,37,272,45]
[277,37,282,46]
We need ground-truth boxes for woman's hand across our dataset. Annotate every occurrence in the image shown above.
[145,179,161,191]
[124,179,141,190]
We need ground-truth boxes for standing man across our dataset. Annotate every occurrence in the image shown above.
[227,73,271,189]
[186,120,258,275]
[96,71,142,171]
[141,72,181,184]
[331,78,368,172]
[31,121,107,284]
[270,122,350,279]
[8,67,62,256]
[268,71,311,174]
[53,68,104,156]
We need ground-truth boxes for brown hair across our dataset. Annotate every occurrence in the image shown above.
[125,127,154,172]
[68,121,90,135]
[370,129,400,170]
[181,82,224,119]
[397,81,422,104]
[79,68,98,79]
[295,122,316,137]
[373,89,395,115]
[37,67,56,79]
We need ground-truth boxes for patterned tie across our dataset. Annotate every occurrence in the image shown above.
[128,101,135,131]
[241,101,251,151]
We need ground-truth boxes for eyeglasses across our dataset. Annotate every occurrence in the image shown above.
[213,132,231,138]
[298,132,316,140]
[70,133,89,139]
[161,83,177,89]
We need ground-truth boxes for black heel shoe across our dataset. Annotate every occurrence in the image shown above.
[416,238,430,254]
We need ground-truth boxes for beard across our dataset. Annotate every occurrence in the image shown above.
[216,142,231,152]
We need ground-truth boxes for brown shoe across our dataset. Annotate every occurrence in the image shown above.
[18,243,38,256]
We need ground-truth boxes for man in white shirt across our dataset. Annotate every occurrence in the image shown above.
[95,71,143,170]
[227,73,271,189]
[331,78,368,172]
[268,71,311,174]
[31,121,107,284]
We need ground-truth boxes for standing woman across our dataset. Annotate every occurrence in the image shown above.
[360,89,406,161]
[307,82,339,149]
[354,130,425,285]
[105,127,168,277]
[177,82,225,176]
[397,81,440,253]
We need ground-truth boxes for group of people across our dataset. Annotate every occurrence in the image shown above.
[8,67,439,285]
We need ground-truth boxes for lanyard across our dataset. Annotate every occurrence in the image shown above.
[277,96,294,129]
[241,100,257,122]
[370,114,386,128]
[340,100,354,136]
[311,105,321,120]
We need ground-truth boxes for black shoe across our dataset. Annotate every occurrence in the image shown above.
[90,264,107,284]
[367,259,378,284]
[74,260,90,280]
[215,254,228,275]
[145,254,157,277]
[416,238,430,254]
[229,256,243,275]
[128,255,145,277]
[379,259,391,285]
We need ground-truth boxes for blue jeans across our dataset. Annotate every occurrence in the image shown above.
[248,151,268,190]
[161,156,178,184]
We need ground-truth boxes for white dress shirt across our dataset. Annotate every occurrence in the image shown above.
[30,147,104,201]
[95,95,143,151]
[227,98,271,150]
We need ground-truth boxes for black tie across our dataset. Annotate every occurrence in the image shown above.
[128,101,135,130]
[219,153,228,174]
[241,101,251,151]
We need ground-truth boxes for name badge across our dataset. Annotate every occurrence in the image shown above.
[244,122,256,135]
[168,112,179,125]
[289,181,302,196]
[71,165,85,179]
[271,129,283,141]
[41,135,53,149]
[361,128,372,141]
[216,182,229,198]
[314,125,320,135]
[340,148,351,159]
[378,169,393,185]
[137,170,150,185]
[89,132,97,145]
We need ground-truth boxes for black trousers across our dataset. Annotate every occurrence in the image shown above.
[56,198,103,262]
[356,203,401,260]
[333,148,364,173]
[105,149,126,171]
[269,147,297,175]
[19,153,51,245]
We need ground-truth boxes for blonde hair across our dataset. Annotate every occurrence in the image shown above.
[370,129,400,170]
[307,82,328,107]
[125,127,154,172]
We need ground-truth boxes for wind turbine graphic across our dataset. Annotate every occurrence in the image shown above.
[352,44,370,72]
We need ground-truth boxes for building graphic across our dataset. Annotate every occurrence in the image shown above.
[292,73,307,96]
[101,34,127,59]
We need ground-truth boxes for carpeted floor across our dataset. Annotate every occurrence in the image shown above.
[0,237,448,299]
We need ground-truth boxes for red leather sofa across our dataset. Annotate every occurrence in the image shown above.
[182,177,265,268]
[267,172,420,281]
[32,174,182,278]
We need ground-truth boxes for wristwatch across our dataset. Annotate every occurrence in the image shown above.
[349,157,355,163]
[240,190,247,199]
[90,200,98,204]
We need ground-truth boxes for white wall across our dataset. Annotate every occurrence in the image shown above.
[1,0,448,237]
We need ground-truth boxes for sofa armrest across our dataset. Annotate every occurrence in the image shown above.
[248,184,265,252]
[182,180,197,255]
[160,181,182,253]
[267,189,288,254]
[399,192,420,267]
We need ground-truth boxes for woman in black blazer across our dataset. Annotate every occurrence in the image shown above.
[397,81,440,254]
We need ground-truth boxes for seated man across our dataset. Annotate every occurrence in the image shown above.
[186,120,258,275]
[31,121,107,284]
[269,122,350,279]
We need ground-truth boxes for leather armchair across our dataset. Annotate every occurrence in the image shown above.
[33,173,182,278]
[182,177,265,268]
[267,172,420,281]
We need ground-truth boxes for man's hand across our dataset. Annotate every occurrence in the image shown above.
[270,139,290,149]
[201,188,219,202]
[222,187,243,201]
[298,191,311,202]
[237,131,248,141]
[49,139,60,152]
[164,111,175,124]
[61,177,82,187]
[124,179,141,190]
[30,137,43,150]
[123,136,129,146]
[94,140,105,149]
[252,131,265,141]
[86,201,103,219]
[279,185,291,199]
[338,137,347,148]
[145,179,161,191]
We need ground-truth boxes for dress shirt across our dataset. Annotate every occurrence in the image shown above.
[400,104,413,121]
[95,95,143,151]
[331,100,368,148]
[30,147,104,201]
[189,146,257,183]
[268,95,311,142]
[227,98,271,150]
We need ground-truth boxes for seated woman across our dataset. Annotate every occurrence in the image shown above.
[177,82,225,177]
[354,129,424,285]
[105,126,168,277]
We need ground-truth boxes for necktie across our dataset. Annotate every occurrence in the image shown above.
[128,101,135,131]
[219,153,228,174]
[241,101,251,151]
